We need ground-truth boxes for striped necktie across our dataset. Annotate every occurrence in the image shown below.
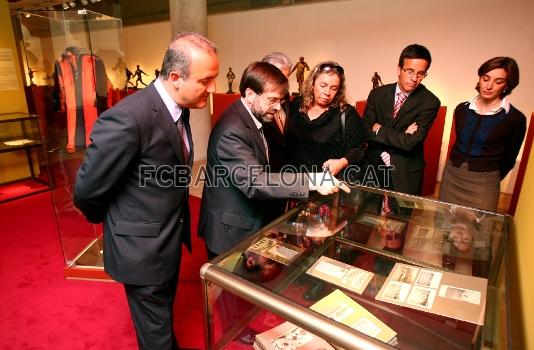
[393,91,407,118]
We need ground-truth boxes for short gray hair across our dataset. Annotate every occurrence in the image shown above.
[160,32,217,80]
[261,52,292,72]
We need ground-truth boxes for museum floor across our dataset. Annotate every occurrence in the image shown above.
[0,191,208,349]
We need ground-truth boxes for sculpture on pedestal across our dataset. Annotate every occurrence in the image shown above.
[372,71,383,89]
[226,67,235,94]
[289,56,310,95]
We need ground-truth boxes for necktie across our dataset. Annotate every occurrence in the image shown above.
[381,92,407,216]
[393,91,407,118]
[259,127,269,163]
[176,114,190,163]
[380,92,408,166]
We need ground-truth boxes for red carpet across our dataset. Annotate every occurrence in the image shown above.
[0,191,208,349]
[0,179,49,203]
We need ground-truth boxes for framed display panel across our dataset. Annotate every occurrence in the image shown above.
[200,185,511,349]
[17,10,125,281]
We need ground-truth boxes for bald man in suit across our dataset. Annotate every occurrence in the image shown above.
[74,32,219,350]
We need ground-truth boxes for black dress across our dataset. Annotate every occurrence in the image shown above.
[286,97,367,183]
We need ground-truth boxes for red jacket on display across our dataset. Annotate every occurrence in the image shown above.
[55,47,111,151]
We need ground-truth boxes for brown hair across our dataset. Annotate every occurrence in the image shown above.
[300,61,347,113]
[476,56,520,98]
[239,61,289,97]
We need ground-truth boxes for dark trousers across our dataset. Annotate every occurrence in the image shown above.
[124,271,180,350]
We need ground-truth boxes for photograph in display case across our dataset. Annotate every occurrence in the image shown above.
[415,269,443,289]
[406,286,437,309]
[438,285,481,305]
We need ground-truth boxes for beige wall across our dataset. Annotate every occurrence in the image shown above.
[207,0,534,193]
[511,141,534,348]
[0,1,31,183]
[0,2,28,115]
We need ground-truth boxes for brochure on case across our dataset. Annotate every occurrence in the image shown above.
[306,256,374,295]
[376,263,487,324]
[246,237,304,265]
[310,289,397,345]
[254,321,335,350]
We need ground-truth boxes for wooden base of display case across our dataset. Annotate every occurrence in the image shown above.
[64,237,114,282]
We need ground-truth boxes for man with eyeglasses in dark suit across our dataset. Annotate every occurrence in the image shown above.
[363,44,440,196]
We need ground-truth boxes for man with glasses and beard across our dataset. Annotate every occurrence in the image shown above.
[199,61,348,259]
[363,44,440,196]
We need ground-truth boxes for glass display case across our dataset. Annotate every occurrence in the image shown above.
[17,10,125,280]
[201,185,511,349]
[0,112,50,200]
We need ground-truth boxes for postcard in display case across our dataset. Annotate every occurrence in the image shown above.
[376,263,487,324]
[254,321,335,350]
[306,256,373,295]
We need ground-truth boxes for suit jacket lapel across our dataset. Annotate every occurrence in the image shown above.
[236,101,268,164]
[382,85,396,126]
[148,84,187,164]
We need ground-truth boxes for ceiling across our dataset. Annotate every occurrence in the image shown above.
[8,0,337,25]
[8,0,108,12]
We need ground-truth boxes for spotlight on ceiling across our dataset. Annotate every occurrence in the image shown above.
[69,1,76,8]
[62,2,69,9]
[80,0,88,5]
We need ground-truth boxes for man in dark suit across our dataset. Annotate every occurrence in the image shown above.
[199,61,346,259]
[73,32,219,350]
[261,52,292,173]
[363,44,440,195]
[261,52,293,222]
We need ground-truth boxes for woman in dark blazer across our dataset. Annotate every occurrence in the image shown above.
[439,57,526,211]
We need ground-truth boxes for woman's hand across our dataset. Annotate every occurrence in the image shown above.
[322,158,348,176]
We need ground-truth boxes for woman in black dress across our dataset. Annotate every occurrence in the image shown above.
[286,61,366,183]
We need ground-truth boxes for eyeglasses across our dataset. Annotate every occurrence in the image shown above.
[402,67,427,79]
[319,63,344,75]
[256,92,285,107]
